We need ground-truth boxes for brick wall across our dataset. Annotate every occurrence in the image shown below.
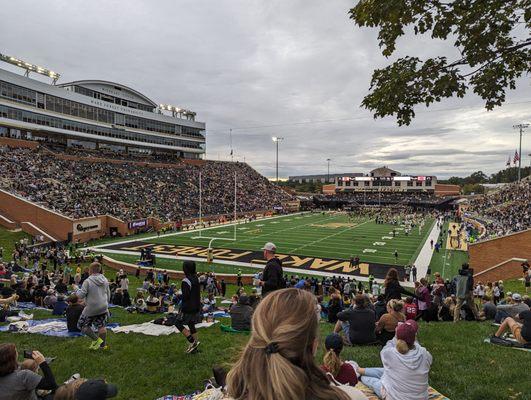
[434,183,460,196]
[470,230,531,281]
[101,255,254,285]
[0,137,39,149]
[0,190,74,241]
[473,259,527,283]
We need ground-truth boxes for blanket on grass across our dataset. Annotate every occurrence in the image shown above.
[204,311,230,319]
[156,384,450,400]
[355,382,449,400]
[112,320,218,336]
[0,318,119,337]
[13,302,51,312]
[484,337,531,352]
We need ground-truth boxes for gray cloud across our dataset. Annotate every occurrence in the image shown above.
[1,0,529,179]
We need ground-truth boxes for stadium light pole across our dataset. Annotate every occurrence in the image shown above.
[272,137,284,183]
[513,123,529,181]
[326,158,331,183]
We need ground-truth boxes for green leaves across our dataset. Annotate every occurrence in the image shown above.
[350,0,531,125]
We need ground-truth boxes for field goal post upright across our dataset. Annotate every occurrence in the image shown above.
[192,171,238,267]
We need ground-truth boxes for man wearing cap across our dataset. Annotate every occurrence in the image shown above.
[495,293,530,323]
[259,242,284,296]
[75,379,118,400]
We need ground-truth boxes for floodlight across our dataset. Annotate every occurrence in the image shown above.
[0,52,61,84]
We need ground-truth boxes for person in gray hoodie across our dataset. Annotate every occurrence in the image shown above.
[74,262,111,350]
[357,320,432,400]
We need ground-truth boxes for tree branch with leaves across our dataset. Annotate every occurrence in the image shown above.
[350,0,531,125]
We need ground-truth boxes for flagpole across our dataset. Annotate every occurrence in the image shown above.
[513,124,529,182]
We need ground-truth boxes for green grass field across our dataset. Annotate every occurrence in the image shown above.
[1,268,529,400]
[98,212,434,267]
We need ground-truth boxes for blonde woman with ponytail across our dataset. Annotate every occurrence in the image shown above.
[356,320,432,400]
[225,288,368,400]
[321,333,359,387]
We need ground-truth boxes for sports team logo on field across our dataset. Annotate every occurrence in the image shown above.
[99,241,405,280]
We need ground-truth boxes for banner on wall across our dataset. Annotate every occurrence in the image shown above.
[73,219,101,235]
[128,219,148,230]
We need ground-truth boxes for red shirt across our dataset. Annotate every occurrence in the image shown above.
[321,362,358,386]
[405,303,418,320]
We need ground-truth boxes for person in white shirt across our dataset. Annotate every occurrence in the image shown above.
[356,320,432,400]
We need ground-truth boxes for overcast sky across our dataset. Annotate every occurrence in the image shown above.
[1,0,529,178]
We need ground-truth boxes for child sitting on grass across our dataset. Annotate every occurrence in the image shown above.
[321,333,359,387]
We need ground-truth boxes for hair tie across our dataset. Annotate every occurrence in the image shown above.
[265,342,279,355]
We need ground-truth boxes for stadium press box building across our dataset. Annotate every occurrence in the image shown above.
[0,55,205,159]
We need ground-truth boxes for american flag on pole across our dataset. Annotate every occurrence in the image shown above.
[513,150,520,164]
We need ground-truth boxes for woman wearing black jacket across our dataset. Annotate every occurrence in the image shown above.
[0,343,57,400]
[383,268,414,302]
[174,261,201,354]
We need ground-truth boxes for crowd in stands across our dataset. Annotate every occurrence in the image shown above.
[43,143,183,164]
[0,145,291,221]
[317,190,446,206]
[467,179,530,238]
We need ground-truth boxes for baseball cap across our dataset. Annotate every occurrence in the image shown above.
[396,319,418,346]
[512,293,522,301]
[324,333,343,354]
[261,242,276,252]
[75,379,118,400]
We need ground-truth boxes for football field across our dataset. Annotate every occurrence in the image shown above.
[102,212,434,267]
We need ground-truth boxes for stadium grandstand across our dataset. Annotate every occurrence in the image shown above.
[0,56,206,160]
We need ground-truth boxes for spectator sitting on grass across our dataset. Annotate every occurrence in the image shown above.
[335,294,377,346]
[321,333,359,387]
[327,295,343,324]
[64,379,118,400]
[145,289,161,313]
[479,295,497,320]
[356,320,433,400]
[66,295,84,333]
[373,295,387,320]
[225,288,368,400]
[404,297,418,321]
[493,308,531,345]
[438,297,455,321]
[0,292,19,323]
[52,378,87,400]
[0,343,57,400]
[202,293,217,314]
[52,295,68,316]
[375,300,406,345]
[43,289,57,310]
[229,294,253,331]
[495,293,530,323]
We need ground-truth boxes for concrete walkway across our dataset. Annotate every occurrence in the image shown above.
[413,222,441,279]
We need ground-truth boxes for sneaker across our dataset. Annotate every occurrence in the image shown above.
[99,345,110,351]
[64,373,80,384]
[89,338,104,350]
[186,340,201,353]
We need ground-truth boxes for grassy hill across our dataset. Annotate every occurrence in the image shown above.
[1,228,530,399]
